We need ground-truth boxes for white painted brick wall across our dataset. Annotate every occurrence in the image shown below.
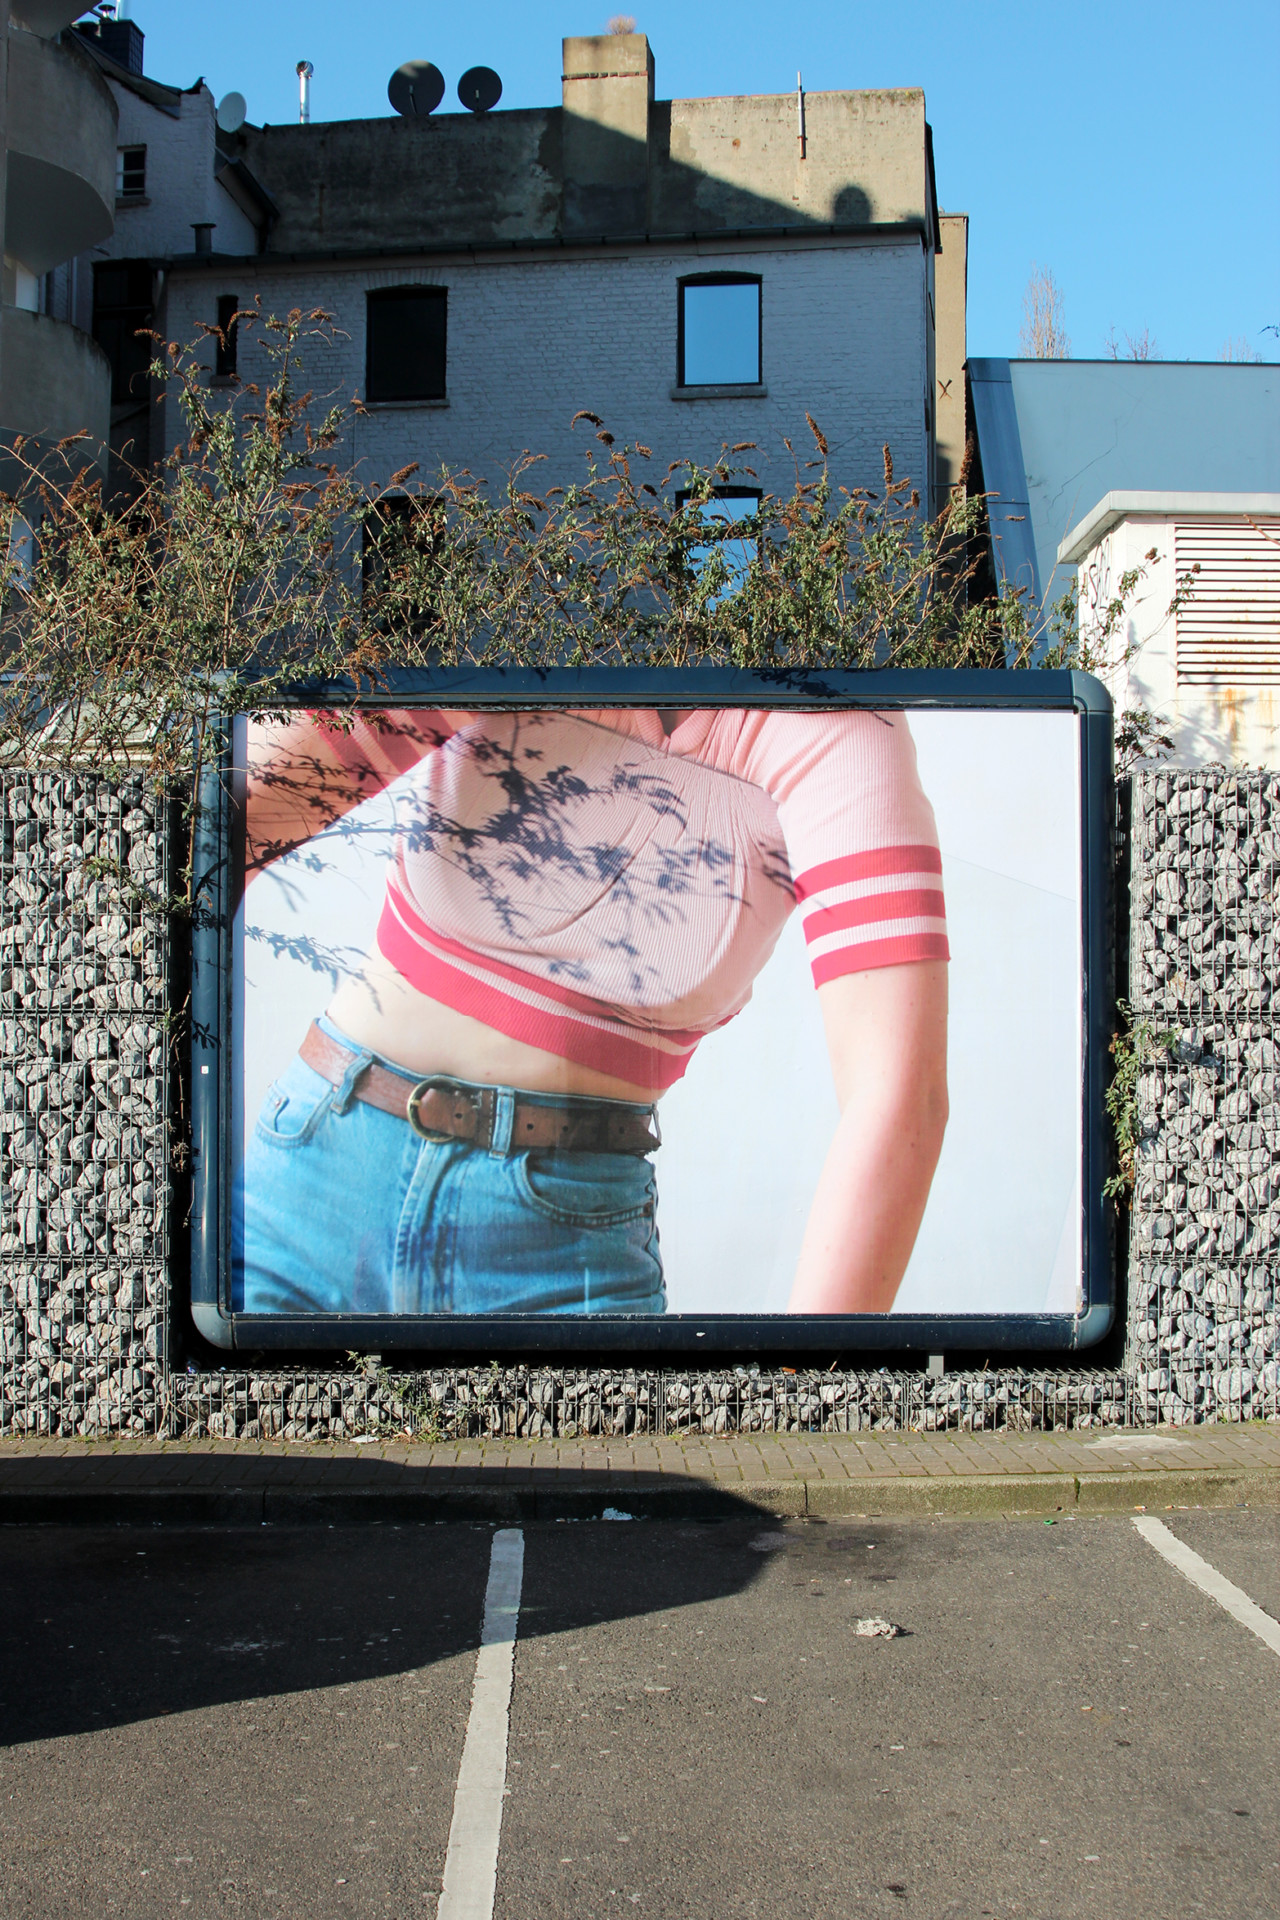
[103,82,258,260]
[160,242,928,505]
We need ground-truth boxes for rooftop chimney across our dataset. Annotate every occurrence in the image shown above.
[75,16,145,77]
[561,32,653,238]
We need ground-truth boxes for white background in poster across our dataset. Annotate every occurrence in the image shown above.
[236,708,1082,1318]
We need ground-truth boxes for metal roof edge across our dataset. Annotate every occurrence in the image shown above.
[76,32,185,117]
[1057,491,1280,565]
[966,358,1041,603]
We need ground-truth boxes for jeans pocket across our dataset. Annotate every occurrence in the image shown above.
[253,1057,335,1148]
[515,1150,655,1228]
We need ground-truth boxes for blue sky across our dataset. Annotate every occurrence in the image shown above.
[110,1,1278,362]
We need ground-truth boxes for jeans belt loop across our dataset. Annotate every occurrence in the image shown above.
[331,1046,375,1116]
[488,1087,516,1157]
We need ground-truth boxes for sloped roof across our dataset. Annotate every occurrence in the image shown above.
[970,357,1280,607]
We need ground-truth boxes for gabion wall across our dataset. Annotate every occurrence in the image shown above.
[1,766,1273,1441]
[167,1364,1133,1442]
[1128,770,1280,1425]
[0,774,169,1438]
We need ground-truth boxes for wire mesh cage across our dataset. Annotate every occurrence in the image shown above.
[1127,770,1280,1425]
[164,1364,1135,1443]
[0,773,170,1438]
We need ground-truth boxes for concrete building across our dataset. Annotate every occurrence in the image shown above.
[1060,492,1280,768]
[969,358,1280,613]
[0,0,116,490]
[72,10,269,476]
[80,27,964,517]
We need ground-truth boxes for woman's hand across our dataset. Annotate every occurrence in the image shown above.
[786,959,948,1314]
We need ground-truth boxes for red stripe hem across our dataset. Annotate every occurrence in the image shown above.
[385,881,707,1048]
[376,897,698,1090]
[810,933,951,985]
[794,845,943,902]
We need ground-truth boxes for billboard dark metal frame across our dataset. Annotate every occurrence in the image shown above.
[189,666,1114,1355]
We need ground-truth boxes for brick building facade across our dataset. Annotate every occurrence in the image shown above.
[80,24,965,514]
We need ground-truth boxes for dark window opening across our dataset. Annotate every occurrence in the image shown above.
[362,493,446,638]
[92,261,154,404]
[365,287,447,403]
[677,275,762,387]
[116,145,146,198]
[215,294,239,377]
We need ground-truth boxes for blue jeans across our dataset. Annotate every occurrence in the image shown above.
[235,1018,666,1316]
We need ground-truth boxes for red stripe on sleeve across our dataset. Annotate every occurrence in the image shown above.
[810,932,951,985]
[793,844,943,903]
[802,889,947,943]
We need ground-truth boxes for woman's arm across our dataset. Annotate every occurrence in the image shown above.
[786,959,948,1314]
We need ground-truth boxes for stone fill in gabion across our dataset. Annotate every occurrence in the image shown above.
[167,1364,1131,1442]
[0,775,169,1436]
[1129,771,1280,1424]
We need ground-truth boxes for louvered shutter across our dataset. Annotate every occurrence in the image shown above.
[1175,518,1280,685]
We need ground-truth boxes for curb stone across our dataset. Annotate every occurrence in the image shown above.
[0,1465,1277,1526]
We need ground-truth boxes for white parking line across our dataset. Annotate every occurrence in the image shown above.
[438,1527,526,1920]
[1132,1516,1280,1660]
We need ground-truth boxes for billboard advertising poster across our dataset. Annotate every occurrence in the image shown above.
[189,669,1114,1353]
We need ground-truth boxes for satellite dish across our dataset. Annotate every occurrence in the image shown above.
[388,60,445,116]
[216,91,247,133]
[458,66,502,113]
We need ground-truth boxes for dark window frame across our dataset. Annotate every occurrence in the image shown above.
[116,144,146,198]
[365,285,448,404]
[676,273,763,388]
[361,491,446,639]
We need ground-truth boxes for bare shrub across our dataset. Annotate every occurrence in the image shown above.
[1020,264,1070,359]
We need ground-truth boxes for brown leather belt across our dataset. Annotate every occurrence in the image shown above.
[299,1023,660,1156]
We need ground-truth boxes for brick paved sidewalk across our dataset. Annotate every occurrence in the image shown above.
[1,1425,1278,1524]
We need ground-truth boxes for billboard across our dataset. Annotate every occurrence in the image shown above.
[190,669,1113,1352]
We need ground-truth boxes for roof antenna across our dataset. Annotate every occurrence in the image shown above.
[297,60,313,125]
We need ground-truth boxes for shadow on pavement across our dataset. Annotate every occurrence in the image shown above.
[0,1452,790,1526]
[0,1490,780,1748]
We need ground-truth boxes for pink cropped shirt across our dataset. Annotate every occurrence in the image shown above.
[305,707,948,1090]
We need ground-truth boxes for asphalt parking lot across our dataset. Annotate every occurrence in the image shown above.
[1,1509,1277,1919]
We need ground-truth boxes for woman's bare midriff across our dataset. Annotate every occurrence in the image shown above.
[325,946,666,1105]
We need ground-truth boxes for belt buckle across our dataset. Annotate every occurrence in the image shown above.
[407,1075,474,1143]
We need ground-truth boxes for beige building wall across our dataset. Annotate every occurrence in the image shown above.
[934,211,967,501]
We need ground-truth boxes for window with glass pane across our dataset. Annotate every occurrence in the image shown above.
[116,146,146,197]
[678,276,761,387]
[365,287,447,403]
[679,488,762,602]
